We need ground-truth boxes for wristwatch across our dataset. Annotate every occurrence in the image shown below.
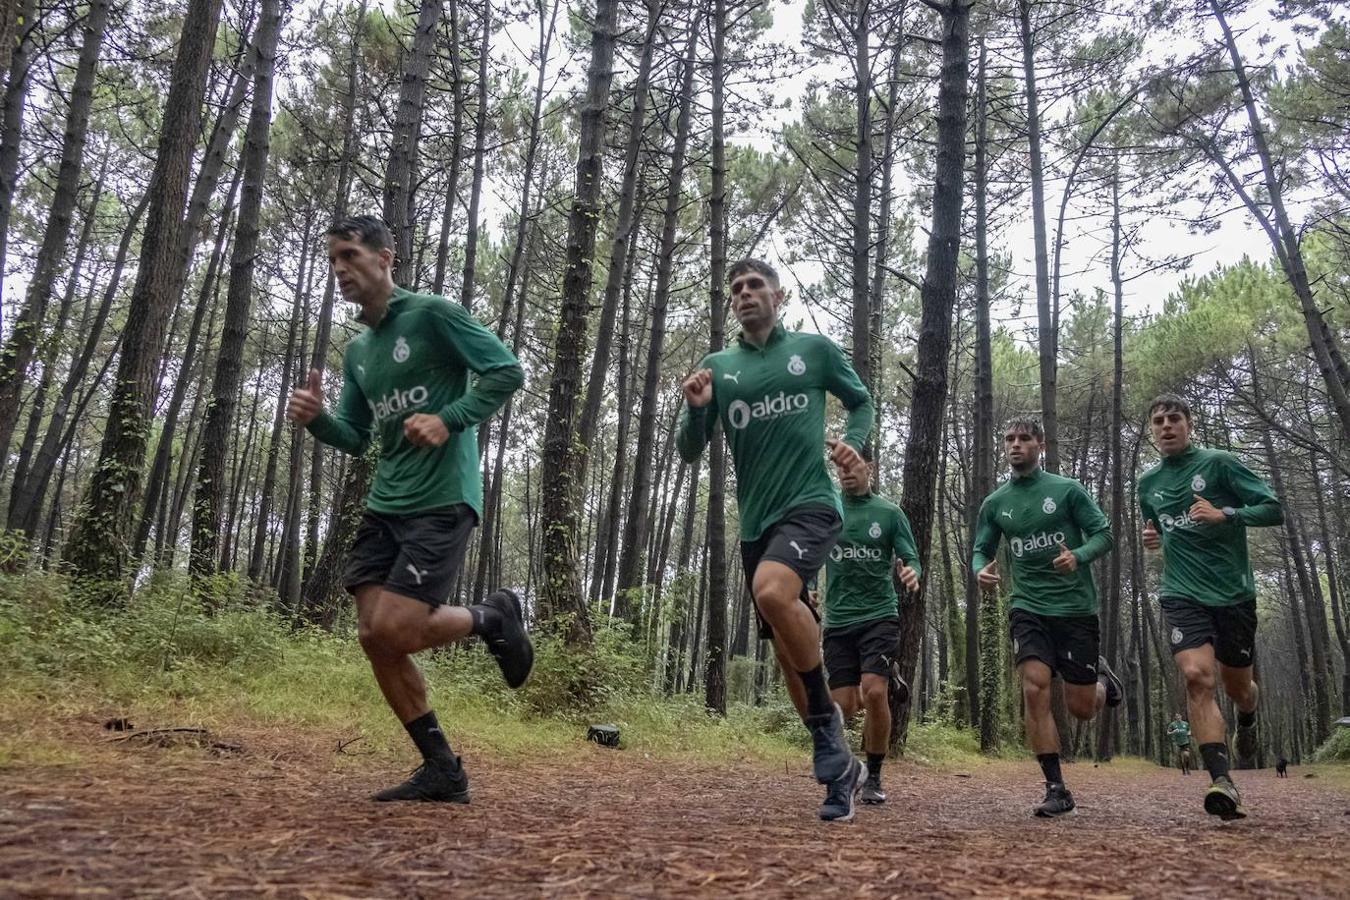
[1221,506,1236,520]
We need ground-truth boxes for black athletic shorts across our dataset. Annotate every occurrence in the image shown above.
[1009,608,1101,686]
[823,616,900,689]
[740,504,842,640]
[343,504,477,607]
[1161,596,1257,668]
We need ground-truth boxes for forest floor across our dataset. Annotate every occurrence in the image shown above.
[2,714,1349,898]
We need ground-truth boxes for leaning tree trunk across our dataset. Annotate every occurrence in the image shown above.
[189,0,284,578]
[63,0,224,586]
[537,0,620,643]
[0,0,37,325]
[0,0,112,465]
[615,16,700,616]
[893,0,968,749]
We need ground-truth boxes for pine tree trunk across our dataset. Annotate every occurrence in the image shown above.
[1017,0,1058,473]
[893,0,968,749]
[189,0,285,578]
[385,0,442,284]
[0,0,37,323]
[459,0,490,310]
[616,17,700,612]
[0,0,111,466]
[432,0,463,296]
[971,37,991,747]
[537,0,620,642]
[704,0,729,716]
[64,0,224,587]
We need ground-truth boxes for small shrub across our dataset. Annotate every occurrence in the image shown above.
[1313,727,1350,763]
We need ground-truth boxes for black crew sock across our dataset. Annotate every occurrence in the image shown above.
[1037,752,1063,786]
[468,604,504,638]
[405,711,456,765]
[867,753,885,779]
[1200,742,1231,781]
[799,665,834,718]
[1237,709,1256,729]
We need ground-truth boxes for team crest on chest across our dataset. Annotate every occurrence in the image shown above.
[1191,474,1206,492]
[869,521,882,539]
[1042,497,1056,514]
[393,336,410,363]
[788,354,806,376]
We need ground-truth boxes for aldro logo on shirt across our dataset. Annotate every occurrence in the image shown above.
[393,336,411,363]
[831,543,884,562]
[727,391,809,430]
[1158,511,1197,532]
[1009,530,1066,558]
[369,385,429,425]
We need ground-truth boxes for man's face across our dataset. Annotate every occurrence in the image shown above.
[836,458,869,496]
[729,269,784,331]
[1004,428,1043,470]
[327,233,392,305]
[1149,406,1192,457]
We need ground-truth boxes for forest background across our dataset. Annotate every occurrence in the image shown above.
[0,0,1347,769]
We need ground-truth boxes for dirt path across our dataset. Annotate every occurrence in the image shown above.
[2,723,1347,898]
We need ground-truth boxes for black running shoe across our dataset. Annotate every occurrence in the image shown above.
[1033,782,1076,818]
[804,704,852,784]
[1097,655,1124,709]
[889,658,910,706]
[477,589,534,689]
[1204,775,1247,820]
[373,758,470,803]
[861,774,887,805]
[1235,720,1258,770]
[819,756,865,822]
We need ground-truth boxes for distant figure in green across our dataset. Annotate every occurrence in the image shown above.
[287,215,532,803]
[1167,713,1193,775]
[1139,393,1283,820]
[972,417,1124,818]
[677,258,874,822]
[821,448,920,807]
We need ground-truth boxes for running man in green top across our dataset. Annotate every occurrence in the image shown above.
[287,216,533,804]
[1167,713,1194,775]
[821,449,919,807]
[1138,393,1283,820]
[971,417,1123,818]
[677,258,874,822]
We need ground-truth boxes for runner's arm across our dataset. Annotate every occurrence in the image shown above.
[970,499,999,573]
[431,303,525,431]
[306,360,373,454]
[1070,482,1113,564]
[822,338,874,451]
[1220,452,1284,527]
[892,506,922,580]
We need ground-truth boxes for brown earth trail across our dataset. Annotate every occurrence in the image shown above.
[1,723,1347,898]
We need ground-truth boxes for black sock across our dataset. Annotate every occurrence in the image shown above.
[1237,709,1256,728]
[468,604,503,637]
[405,711,456,765]
[1200,742,1230,781]
[799,665,833,718]
[867,753,885,779]
[1037,752,1063,786]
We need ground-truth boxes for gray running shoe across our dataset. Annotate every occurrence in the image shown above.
[1097,655,1124,708]
[1033,782,1076,818]
[860,774,887,805]
[1204,775,1247,820]
[819,756,866,822]
[804,703,852,784]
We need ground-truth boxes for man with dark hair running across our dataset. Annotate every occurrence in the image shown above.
[288,215,531,803]
[821,449,919,806]
[677,258,874,822]
[1139,393,1282,820]
[1168,713,1193,775]
[972,418,1123,817]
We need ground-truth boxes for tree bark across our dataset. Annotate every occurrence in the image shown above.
[0,0,37,324]
[63,0,224,586]
[459,0,490,309]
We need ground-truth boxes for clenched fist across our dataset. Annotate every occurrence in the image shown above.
[896,561,919,594]
[682,368,713,408]
[287,369,324,425]
[1142,520,1160,551]
[404,413,449,447]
